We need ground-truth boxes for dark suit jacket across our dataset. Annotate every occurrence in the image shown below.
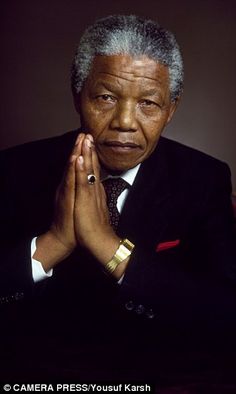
[0,130,236,382]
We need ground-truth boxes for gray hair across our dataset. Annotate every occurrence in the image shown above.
[71,15,184,101]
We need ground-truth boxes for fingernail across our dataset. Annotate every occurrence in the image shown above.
[78,155,84,170]
[87,134,94,142]
[86,139,92,148]
[75,134,81,145]
[70,154,77,163]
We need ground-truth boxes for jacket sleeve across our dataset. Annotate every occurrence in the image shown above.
[0,149,49,302]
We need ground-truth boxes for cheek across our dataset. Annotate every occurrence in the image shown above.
[141,111,170,139]
[146,133,161,152]
[142,121,163,143]
[81,105,110,133]
[140,119,167,153]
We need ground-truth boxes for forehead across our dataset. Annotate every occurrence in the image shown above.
[86,54,170,92]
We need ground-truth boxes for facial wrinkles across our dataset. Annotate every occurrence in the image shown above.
[97,70,168,103]
[99,70,160,84]
[91,77,169,141]
[78,55,176,172]
[119,69,165,84]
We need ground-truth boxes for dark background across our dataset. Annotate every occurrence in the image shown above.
[1,0,236,190]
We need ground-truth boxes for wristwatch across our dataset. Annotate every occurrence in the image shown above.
[105,238,135,274]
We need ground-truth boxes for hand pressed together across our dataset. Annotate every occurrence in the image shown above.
[34,133,126,278]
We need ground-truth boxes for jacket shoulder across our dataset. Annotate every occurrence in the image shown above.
[0,130,77,162]
[0,130,78,178]
[159,137,231,178]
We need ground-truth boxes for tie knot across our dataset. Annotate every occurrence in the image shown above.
[103,177,129,202]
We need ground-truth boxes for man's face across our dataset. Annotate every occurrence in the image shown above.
[76,54,178,172]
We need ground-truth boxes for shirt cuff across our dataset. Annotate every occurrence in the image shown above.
[117,274,124,284]
[31,237,53,282]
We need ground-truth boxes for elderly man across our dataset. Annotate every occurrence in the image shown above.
[0,15,236,384]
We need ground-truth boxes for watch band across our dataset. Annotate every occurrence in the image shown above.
[105,238,135,274]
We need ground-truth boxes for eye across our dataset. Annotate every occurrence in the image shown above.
[97,94,116,103]
[140,99,159,108]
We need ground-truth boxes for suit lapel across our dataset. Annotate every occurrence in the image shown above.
[117,137,173,248]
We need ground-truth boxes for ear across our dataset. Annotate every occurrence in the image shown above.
[166,96,181,124]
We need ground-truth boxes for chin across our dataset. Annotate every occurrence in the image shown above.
[101,160,136,174]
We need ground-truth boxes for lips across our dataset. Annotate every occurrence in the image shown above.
[103,140,141,149]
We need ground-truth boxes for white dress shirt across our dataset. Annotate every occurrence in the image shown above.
[31,164,141,282]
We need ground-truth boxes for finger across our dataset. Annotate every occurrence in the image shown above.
[75,136,98,200]
[75,132,82,145]
[75,155,100,212]
[75,155,88,189]
[82,135,94,176]
[90,142,103,198]
[83,133,100,178]
[84,135,105,207]
[75,155,96,215]
[84,136,102,201]
[60,133,85,186]
[91,143,100,180]
[73,133,86,157]
[61,132,86,195]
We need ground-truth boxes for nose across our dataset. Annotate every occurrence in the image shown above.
[110,100,138,132]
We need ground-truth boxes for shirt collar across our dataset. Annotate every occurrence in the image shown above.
[101,163,141,187]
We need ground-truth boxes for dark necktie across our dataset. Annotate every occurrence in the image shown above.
[103,178,129,230]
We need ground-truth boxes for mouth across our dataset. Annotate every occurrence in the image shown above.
[102,140,141,152]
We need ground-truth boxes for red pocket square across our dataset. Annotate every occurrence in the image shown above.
[156,239,180,252]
